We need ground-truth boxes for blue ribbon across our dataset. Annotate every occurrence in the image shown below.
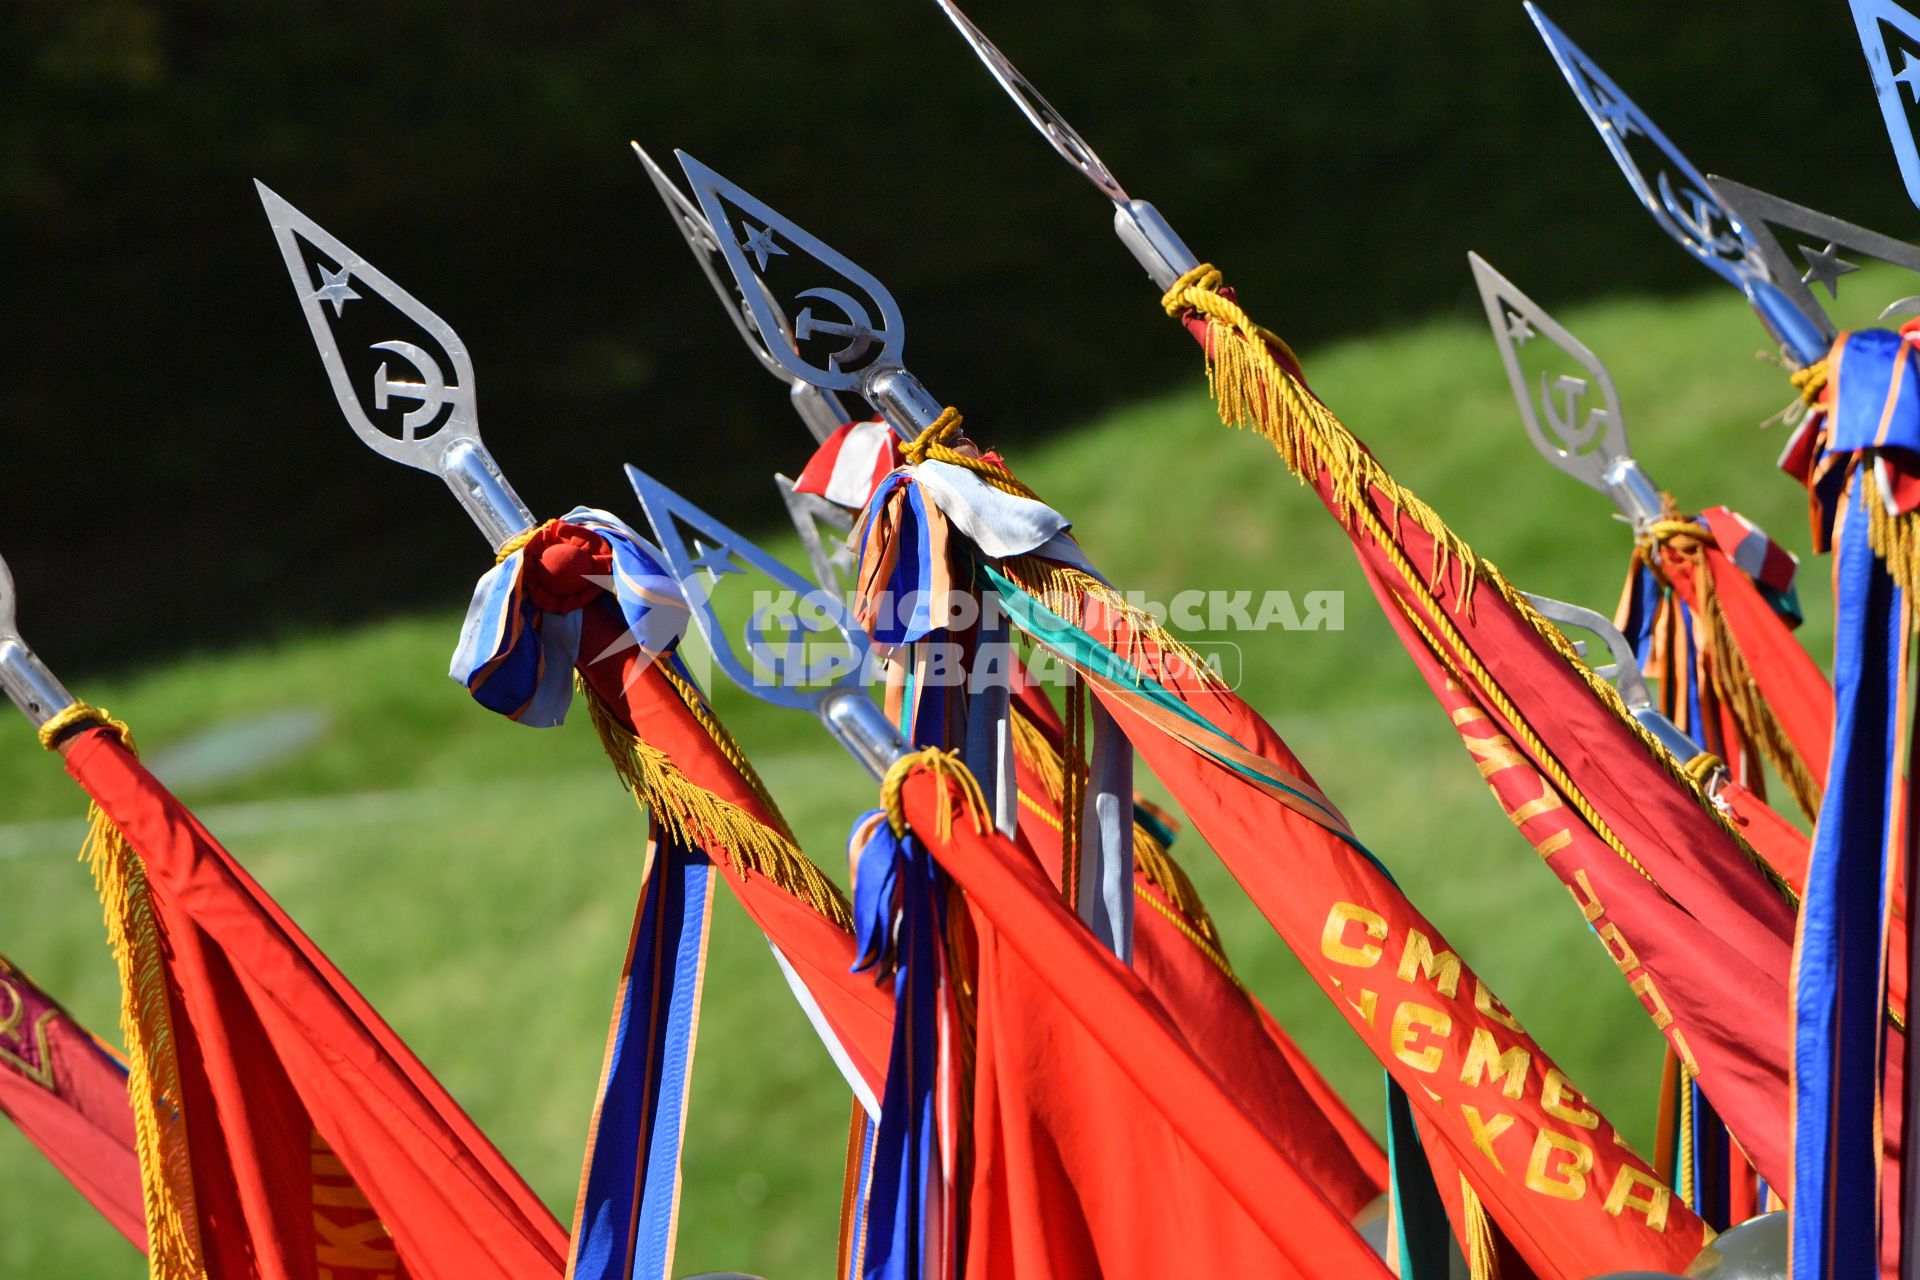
[849,809,947,1280]
[569,837,716,1280]
[450,506,685,727]
[1793,471,1905,1279]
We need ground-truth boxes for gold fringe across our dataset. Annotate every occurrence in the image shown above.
[652,661,794,843]
[1005,706,1234,967]
[996,554,1224,690]
[1864,466,1920,593]
[1697,586,1823,823]
[879,748,990,840]
[1161,265,1778,895]
[1129,821,1228,958]
[47,708,205,1278]
[1061,678,1086,914]
[1638,513,1823,823]
[1459,1173,1499,1280]
[580,685,852,931]
[1008,711,1065,804]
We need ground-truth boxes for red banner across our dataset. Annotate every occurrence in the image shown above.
[894,760,1390,1280]
[1046,618,1709,1279]
[0,952,144,1249]
[1005,685,1385,1213]
[61,725,567,1280]
[1160,288,1818,1201]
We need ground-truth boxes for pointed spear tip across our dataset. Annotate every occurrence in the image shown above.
[1522,3,1568,51]
[630,141,673,186]
[1466,251,1511,292]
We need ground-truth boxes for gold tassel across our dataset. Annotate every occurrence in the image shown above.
[1459,1173,1499,1280]
[47,706,206,1279]
[1128,821,1227,958]
[580,685,853,931]
[1161,265,1778,894]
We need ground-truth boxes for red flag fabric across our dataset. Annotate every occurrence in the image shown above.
[888,757,1392,1280]
[1004,688,1386,1212]
[1635,506,1832,812]
[795,419,902,509]
[0,952,144,1249]
[1160,275,1818,1197]
[973,579,1710,1277]
[59,720,568,1280]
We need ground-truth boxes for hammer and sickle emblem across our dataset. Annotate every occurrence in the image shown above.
[0,980,21,1042]
[369,340,455,440]
[1657,172,1743,261]
[792,287,888,371]
[1539,373,1609,454]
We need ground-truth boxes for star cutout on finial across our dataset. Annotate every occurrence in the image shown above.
[1588,81,1643,139]
[1504,310,1536,347]
[689,539,742,582]
[310,264,360,318]
[738,223,786,272]
[1798,241,1860,300]
[1895,48,1920,106]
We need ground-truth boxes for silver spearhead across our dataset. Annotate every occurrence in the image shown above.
[1468,252,1662,529]
[1526,4,1830,367]
[1708,177,1920,333]
[632,143,852,443]
[625,465,905,778]
[255,181,534,549]
[1851,0,1920,211]
[0,555,75,730]
[776,474,857,600]
[1523,591,1710,775]
[671,150,942,435]
[933,0,1199,290]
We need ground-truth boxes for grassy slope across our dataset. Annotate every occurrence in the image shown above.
[0,275,1840,1275]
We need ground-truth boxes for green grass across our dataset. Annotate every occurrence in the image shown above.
[0,272,1847,1275]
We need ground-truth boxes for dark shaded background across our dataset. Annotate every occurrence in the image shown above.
[1,0,1903,671]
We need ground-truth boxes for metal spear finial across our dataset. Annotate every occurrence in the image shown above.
[255,181,534,549]
[0,554,76,730]
[932,0,1199,289]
